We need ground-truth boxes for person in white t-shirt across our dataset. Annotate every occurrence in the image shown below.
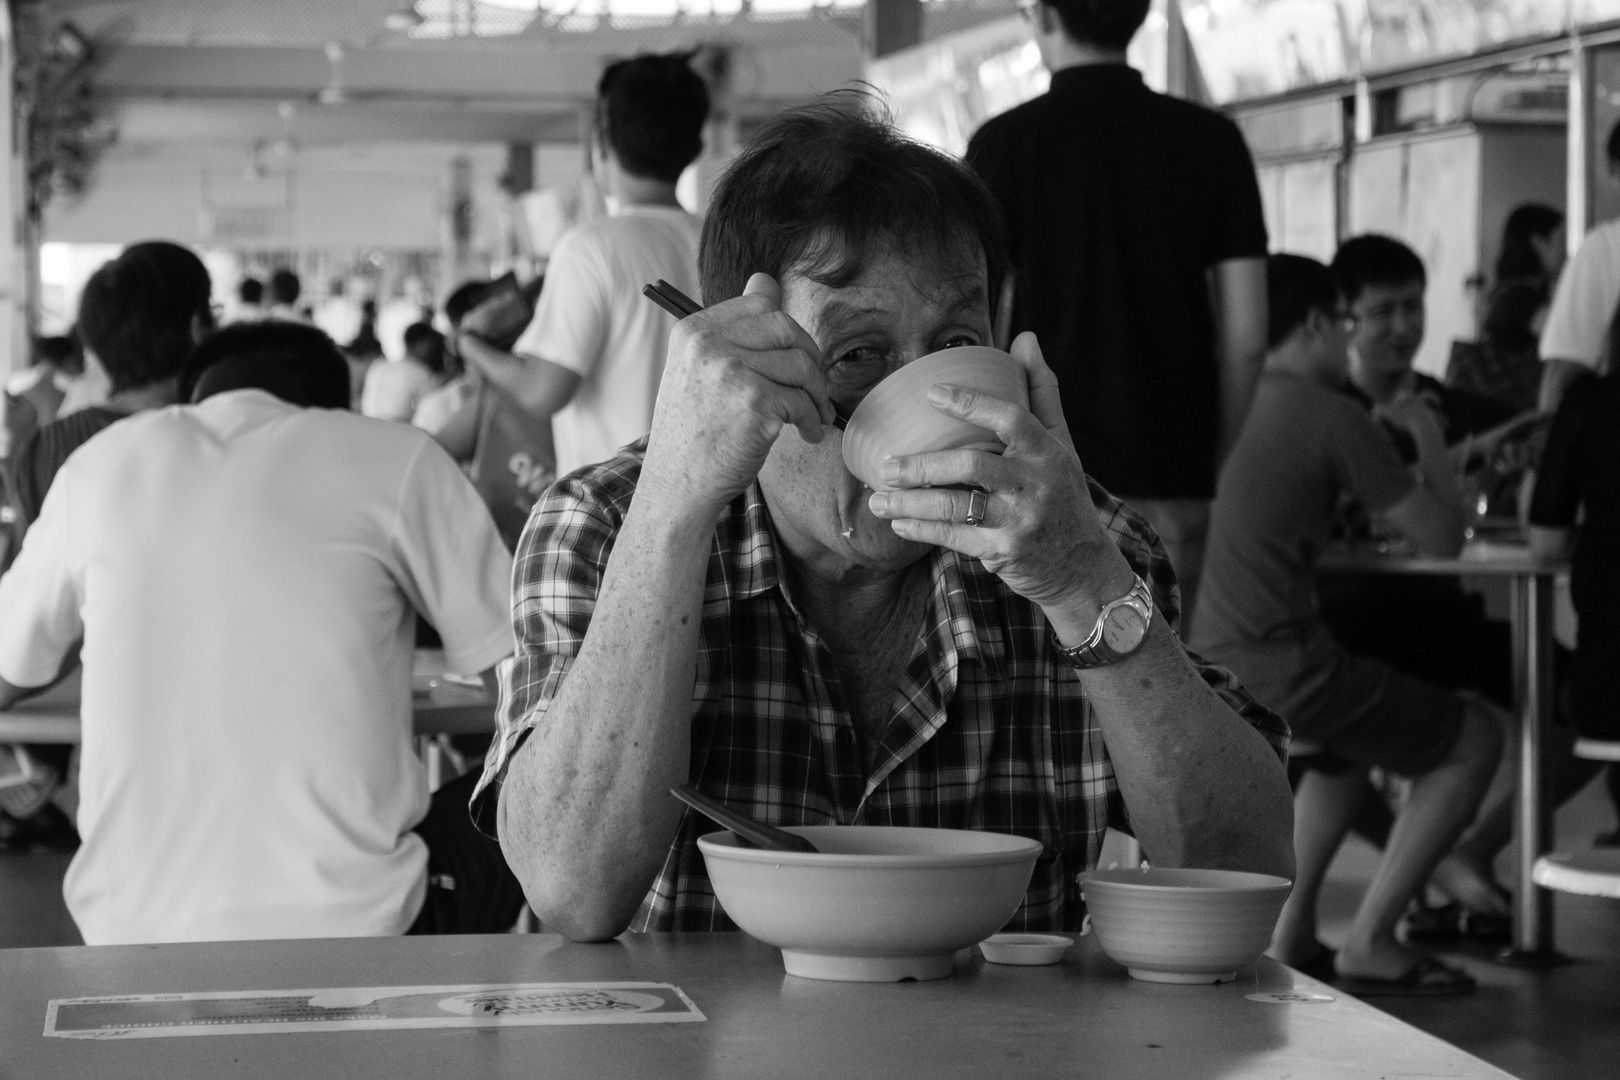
[0,321,521,945]
[458,53,709,479]
[1540,120,1620,414]
[361,322,444,423]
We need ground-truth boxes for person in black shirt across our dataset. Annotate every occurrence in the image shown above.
[1530,367,1620,842]
[964,0,1268,617]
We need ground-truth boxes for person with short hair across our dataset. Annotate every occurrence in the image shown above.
[412,279,492,461]
[458,52,709,479]
[1538,120,1620,414]
[475,96,1294,944]
[232,276,267,323]
[267,268,309,323]
[1190,253,1503,995]
[0,320,520,944]
[964,0,1270,618]
[361,321,443,423]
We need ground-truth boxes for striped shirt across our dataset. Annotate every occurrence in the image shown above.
[471,441,1287,932]
[9,407,123,526]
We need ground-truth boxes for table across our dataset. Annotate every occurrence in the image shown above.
[0,652,497,790]
[1316,539,1565,963]
[0,932,1512,1079]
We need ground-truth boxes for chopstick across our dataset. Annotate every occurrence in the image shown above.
[641,279,848,431]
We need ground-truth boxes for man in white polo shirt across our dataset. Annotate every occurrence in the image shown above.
[0,322,519,945]
[1540,120,1620,412]
[457,52,708,479]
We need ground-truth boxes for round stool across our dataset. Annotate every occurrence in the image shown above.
[1573,738,1620,762]
[1532,849,1620,899]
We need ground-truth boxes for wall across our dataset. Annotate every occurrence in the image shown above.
[1255,154,1339,261]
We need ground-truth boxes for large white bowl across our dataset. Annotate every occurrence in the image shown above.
[840,346,1029,492]
[1078,867,1292,984]
[698,825,1042,982]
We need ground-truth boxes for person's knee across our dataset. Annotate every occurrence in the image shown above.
[1447,694,1506,773]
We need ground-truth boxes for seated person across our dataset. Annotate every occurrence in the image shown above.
[1322,235,1597,930]
[1,242,214,850]
[1530,364,1620,839]
[361,322,443,423]
[0,321,521,944]
[412,279,492,462]
[471,97,1294,943]
[1189,254,1504,995]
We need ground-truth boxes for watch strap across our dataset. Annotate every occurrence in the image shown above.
[1051,575,1154,669]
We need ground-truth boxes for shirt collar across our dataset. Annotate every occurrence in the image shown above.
[723,482,1007,682]
[1049,62,1143,93]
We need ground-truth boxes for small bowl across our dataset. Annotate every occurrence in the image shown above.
[979,933,1073,966]
[1078,867,1291,984]
[841,346,1029,492]
[698,825,1043,983]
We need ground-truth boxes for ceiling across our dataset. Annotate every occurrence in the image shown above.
[46,0,1018,150]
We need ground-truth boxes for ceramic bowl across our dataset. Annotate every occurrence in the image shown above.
[698,825,1043,982]
[1077,867,1292,984]
[978,933,1074,966]
[841,346,1029,492]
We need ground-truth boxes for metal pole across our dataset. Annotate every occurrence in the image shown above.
[1504,573,1559,963]
[1567,30,1590,251]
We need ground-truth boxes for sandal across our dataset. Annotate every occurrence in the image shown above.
[1399,901,1461,943]
[1336,957,1476,997]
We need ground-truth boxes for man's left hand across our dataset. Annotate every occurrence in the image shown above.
[866,332,1135,631]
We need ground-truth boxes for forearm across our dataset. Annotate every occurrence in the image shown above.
[1411,424,1465,527]
[459,334,577,419]
[1538,358,1588,413]
[1216,340,1265,466]
[497,498,714,940]
[1080,623,1294,877]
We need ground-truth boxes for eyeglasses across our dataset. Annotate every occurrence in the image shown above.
[1351,298,1425,326]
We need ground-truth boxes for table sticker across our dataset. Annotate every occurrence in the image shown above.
[1244,990,1336,1005]
[45,982,705,1040]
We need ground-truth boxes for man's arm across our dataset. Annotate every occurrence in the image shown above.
[1528,525,1573,563]
[457,334,582,421]
[870,332,1294,879]
[1376,399,1466,557]
[1538,358,1589,414]
[495,275,835,941]
[1208,257,1269,466]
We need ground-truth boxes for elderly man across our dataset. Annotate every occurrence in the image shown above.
[473,99,1294,941]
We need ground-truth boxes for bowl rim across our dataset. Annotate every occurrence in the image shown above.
[697,825,1043,869]
[1077,867,1292,893]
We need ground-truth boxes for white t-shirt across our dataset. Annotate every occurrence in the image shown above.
[1541,216,1620,371]
[0,391,513,944]
[360,357,438,423]
[512,204,702,477]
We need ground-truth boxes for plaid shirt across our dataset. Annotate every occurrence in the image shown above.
[472,441,1287,932]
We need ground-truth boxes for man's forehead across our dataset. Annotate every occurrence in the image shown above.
[787,262,987,326]
[1355,279,1425,305]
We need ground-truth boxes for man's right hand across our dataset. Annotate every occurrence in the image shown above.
[639,273,835,517]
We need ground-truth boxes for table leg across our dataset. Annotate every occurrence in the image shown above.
[1500,572,1564,966]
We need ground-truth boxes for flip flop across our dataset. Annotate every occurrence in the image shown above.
[1336,957,1476,998]
[1400,901,1461,943]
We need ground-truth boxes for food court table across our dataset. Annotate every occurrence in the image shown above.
[1316,539,1565,963]
[0,932,1512,1079]
[0,652,496,788]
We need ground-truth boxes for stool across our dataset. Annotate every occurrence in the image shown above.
[1573,738,1620,763]
[1532,849,1620,899]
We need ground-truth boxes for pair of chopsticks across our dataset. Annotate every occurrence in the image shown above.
[642,279,849,431]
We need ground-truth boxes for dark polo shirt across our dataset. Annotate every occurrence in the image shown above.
[966,64,1267,500]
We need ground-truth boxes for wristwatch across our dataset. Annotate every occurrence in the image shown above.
[1051,575,1154,669]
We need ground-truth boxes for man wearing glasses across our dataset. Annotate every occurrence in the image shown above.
[965,0,1269,620]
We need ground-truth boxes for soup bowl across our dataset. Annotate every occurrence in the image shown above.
[1077,867,1292,984]
[698,825,1042,982]
[840,346,1029,492]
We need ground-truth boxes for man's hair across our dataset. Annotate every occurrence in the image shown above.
[268,268,301,305]
[237,277,264,305]
[77,241,213,394]
[178,321,350,410]
[700,94,1007,312]
[403,322,446,374]
[1496,203,1563,280]
[444,279,491,329]
[1266,253,1340,350]
[1332,234,1426,305]
[1042,0,1150,50]
[597,52,710,184]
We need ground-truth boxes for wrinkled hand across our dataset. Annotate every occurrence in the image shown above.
[640,273,836,516]
[865,332,1134,627]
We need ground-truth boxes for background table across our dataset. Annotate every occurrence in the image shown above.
[0,932,1512,1079]
[1316,539,1565,962]
[0,651,497,790]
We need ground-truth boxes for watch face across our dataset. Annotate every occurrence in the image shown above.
[1101,604,1147,653]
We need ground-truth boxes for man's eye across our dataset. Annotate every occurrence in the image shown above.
[827,348,891,386]
[936,334,980,350]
